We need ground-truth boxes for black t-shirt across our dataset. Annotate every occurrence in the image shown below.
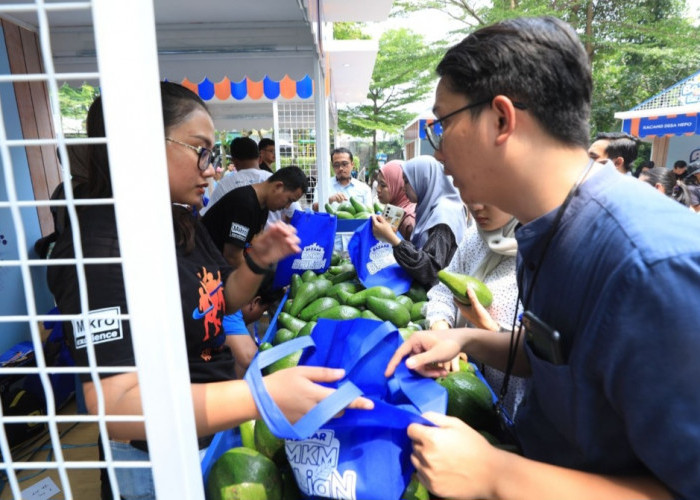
[200,185,268,253]
[47,205,236,383]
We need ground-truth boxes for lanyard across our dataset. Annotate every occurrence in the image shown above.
[498,159,595,407]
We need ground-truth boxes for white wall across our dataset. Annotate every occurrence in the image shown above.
[666,135,700,167]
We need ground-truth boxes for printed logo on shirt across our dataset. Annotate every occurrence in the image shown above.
[229,222,250,241]
[366,241,398,275]
[286,429,357,499]
[291,242,327,271]
[72,306,124,349]
[193,267,225,352]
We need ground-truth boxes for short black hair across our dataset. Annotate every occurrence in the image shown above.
[331,147,353,162]
[674,160,688,169]
[595,132,639,172]
[230,137,259,160]
[268,165,308,194]
[634,160,654,178]
[640,167,691,207]
[258,138,275,150]
[436,16,592,148]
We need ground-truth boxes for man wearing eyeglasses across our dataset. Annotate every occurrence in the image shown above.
[386,15,699,500]
[312,147,372,212]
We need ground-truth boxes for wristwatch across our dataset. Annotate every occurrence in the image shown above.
[244,250,274,275]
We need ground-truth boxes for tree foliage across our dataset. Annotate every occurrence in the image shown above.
[392,0,700,138]
[337,28,444,167]
[333,22,372,40]
[58,83,98,119]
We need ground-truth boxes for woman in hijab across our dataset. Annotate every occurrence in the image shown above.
[375,160,416,241]
[426,202,525,418]
[371,155,467,288]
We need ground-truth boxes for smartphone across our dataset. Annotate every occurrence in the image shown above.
[522,311,565,365]
[382,204,405,231]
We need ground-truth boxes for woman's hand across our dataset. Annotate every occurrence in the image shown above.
[248,221,301,267]
[408,412,502,500]
[371,215,401,246]
[262,366,373,423]
[455,287,500,331]
[385,330,463,378]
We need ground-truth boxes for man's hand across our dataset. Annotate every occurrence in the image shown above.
[328,193,348,204]
[385,330,463,378]
[408,412,502,500]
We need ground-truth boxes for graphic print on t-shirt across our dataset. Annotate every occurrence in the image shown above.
[192,267,225,346]
[229,222,250,241]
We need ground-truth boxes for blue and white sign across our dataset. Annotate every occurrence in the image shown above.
[624,113,700,138]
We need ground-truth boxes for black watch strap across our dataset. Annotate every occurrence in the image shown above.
[244,250,273,275]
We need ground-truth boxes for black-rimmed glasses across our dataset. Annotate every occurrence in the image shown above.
[424,98,528,150]
[166,137,214,171]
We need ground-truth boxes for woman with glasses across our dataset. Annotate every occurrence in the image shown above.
[371,155,467,289]
[47,82,371,499]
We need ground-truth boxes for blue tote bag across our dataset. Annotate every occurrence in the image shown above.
[244,318,447,500]
[273,210,337,289]
[347,220,412,296]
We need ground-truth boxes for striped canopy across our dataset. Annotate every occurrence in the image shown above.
[177,74,330,101]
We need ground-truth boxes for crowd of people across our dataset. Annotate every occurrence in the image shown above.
[39,13,700,500]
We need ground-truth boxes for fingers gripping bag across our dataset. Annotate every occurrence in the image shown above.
[244,318,447,500]
[347,220,412,296]
[273,210,337,288]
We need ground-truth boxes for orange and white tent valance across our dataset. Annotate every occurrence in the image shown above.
[175,74,331,101]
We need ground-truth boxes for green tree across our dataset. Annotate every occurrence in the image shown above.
[58,83,98,120]
[391,0,700,139]
[334,22,372,40]
[337,28,443,169]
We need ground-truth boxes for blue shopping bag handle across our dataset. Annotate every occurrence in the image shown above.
[387,362,447,415]
[244,336,363,440]
[341,319,397,376]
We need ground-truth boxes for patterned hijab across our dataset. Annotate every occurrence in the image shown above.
[380,160,416,239]
[402,155,467,248]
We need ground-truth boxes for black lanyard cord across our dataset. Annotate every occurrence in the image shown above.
[499,159,595,403]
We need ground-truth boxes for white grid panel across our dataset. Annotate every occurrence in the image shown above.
[632,71,699,111]
[0,1,204,499]
[278,101,318,209]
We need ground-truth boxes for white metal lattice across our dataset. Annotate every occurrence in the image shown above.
[278,101,318,209]
[0,1,204,499]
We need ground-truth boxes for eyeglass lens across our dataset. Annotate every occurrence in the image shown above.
[198,148,213,170]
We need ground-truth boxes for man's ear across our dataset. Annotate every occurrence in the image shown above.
[613,157,626,172]
[491,95,517,146]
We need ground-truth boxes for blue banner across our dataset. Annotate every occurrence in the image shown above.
[624,113,700,138]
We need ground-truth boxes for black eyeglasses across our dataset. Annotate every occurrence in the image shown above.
[166,137,214,171]
[424,98,528,150]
